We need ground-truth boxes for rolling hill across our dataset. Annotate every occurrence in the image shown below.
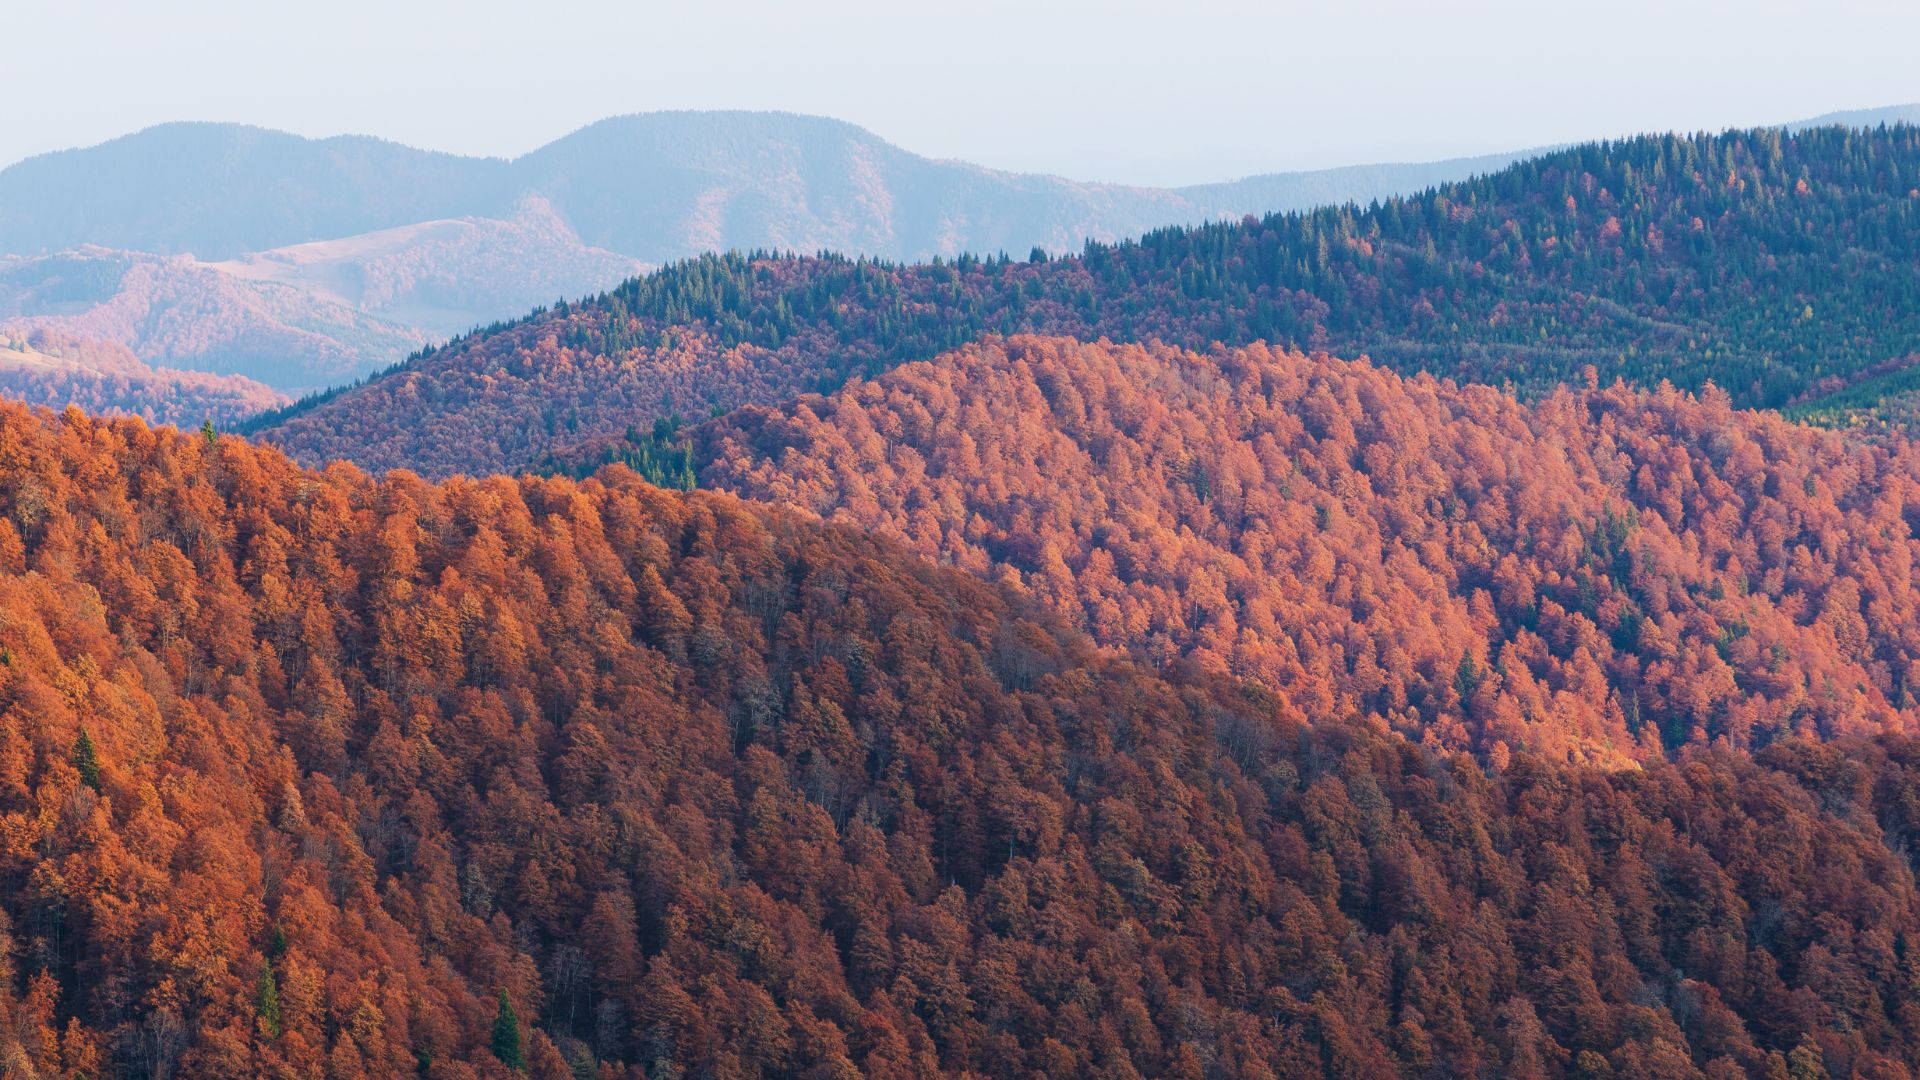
[202,196,644,342]
[0,112,1545,423]
[255,124,1920,477]
[0,199,643,400]
[0,247,430,392]
[12,102,1920,1080]
[703,334,1920,763]
[6,107,1916,428]
[0,327,283,424]
[4,401,1920,1075]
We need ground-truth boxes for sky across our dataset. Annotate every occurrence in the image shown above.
[8,0,1920,187]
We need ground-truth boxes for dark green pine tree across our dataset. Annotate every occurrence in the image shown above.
[490,989,525,1071]
[256,961,283,1038]
[71,731,101,792]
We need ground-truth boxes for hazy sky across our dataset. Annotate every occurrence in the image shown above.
[9,0,1920,186]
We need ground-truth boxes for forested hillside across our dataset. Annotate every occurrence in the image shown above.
[0,248,431,393]
[5,403,1920,1076]
[256,125,1920,477]
[0,329,284,425]
[693,335,1920,764]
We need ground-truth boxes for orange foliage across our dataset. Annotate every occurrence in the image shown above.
[704,336,1920,764]
[0,403,1916,1075]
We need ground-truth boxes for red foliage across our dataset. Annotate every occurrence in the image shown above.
[702,335,1920,763]
[0,403,1914,1075]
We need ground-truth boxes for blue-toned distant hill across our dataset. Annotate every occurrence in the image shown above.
[0,123,503,261]
[0,112,1525,265]
[13,107,1911,267]
[0,198,643,395]
[1788,104,1920,130]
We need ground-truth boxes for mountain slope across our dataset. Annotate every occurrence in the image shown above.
[4,403,1920,1075]
[203,196,646,341]
[12,110,1916,428]
[256,125,1920,477]
[0,197,644,402]
[0,328,283,424]
[0,246,430,392]
[697,335,1920,764]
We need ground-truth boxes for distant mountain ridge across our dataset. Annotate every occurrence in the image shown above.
[0,123,499,261]
[12,105,1913,268]
[1,105,1915,425]
[200,195,644,341]
[254,124,1920,478]
[0,112,1517,266]
[0,246,430,391]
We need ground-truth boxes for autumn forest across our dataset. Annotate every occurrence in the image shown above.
[4,109,1920,1080]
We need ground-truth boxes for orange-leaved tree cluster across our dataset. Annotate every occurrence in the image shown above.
[0,404,1917,1076]
[702,335,1920,766]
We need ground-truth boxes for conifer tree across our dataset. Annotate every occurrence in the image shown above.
[491,989,525,1070]
[71,731,100,792]
[256,961,282,1038]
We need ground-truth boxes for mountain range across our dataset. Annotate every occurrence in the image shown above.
[3,106,1916,415]
[250,124,1920,477]
[11,99,1920,1077]
[0,112,1542,267]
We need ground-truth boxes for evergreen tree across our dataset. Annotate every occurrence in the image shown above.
[71,730,100,792]
[256,961,282,1038]
[491,989,525,1070]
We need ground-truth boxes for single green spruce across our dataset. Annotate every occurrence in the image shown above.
[256,961,283,1037]
[490,988,525,1070]
[71,731,101,792]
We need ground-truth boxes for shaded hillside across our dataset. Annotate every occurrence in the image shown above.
[257,125,1920,476]
[4,404,1920,1076]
